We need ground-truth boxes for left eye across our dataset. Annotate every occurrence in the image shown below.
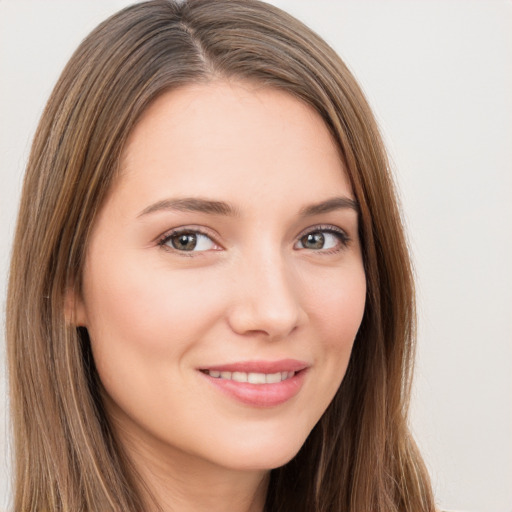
[161,231,216,252]
[295,230,346,251]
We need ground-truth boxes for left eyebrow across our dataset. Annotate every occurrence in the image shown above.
[299,196,359,216]
[137,197,240,218]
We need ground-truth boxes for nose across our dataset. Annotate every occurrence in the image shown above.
[226,252,306,340]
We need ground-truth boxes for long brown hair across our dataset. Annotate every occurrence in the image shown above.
[6,1,436,510]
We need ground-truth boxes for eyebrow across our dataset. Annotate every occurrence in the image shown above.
[138,197,239,218]
[299,196,359,216]
[137,195,359,218]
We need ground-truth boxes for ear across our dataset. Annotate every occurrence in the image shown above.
[64,285,88,327]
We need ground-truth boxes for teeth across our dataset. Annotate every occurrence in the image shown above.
[232,371,247,383]
[248,372,266,384]
[205,370,296,384]
[266,372,282,384]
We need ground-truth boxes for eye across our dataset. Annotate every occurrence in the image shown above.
[295,227,349,252]
[159,229,218,253]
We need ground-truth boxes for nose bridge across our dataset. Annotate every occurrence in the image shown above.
[228,245,304,339]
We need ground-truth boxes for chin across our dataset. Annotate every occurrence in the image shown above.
[214,432,308,472]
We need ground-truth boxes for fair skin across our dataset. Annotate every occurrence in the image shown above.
[74,80,366,511]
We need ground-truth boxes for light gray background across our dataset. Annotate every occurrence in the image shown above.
[1,1,511,511]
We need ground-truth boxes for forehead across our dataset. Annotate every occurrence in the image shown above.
[115,80,352,210]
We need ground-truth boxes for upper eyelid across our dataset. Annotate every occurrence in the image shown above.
[156,225,220,245]
[156,227,222,256]
[294,225,351,254]
[297,224,350,240]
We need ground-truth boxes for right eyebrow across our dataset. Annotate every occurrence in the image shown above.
[137,197,240,218]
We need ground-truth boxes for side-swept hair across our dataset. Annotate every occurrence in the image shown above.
[7,1,435,510]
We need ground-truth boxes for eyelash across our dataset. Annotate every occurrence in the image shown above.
[157,225,350,256]
[157,227,219,257]
[295,225,350,254]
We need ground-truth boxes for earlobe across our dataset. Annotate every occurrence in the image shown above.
[64,286,88,327]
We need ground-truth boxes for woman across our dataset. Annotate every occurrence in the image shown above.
[6,0,437,510]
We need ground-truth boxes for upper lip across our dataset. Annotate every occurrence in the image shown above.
[199,359,309,374]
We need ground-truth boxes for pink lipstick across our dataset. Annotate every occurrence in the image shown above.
[198,359,309,407]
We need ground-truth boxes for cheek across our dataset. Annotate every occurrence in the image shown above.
[306,262,366,343]
[83,256,223,346]
[80,254,232,398]
[80,255,232,425]
[303,263,366,394]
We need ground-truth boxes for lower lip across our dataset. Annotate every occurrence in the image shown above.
[200,370,307,407]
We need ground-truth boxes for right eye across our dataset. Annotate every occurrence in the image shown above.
[159,229,218,253]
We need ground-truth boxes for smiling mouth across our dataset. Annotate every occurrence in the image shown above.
[198,360,308,406]
[200,370,296,384]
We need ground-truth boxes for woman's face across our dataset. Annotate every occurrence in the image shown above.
[75,81,366,472]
